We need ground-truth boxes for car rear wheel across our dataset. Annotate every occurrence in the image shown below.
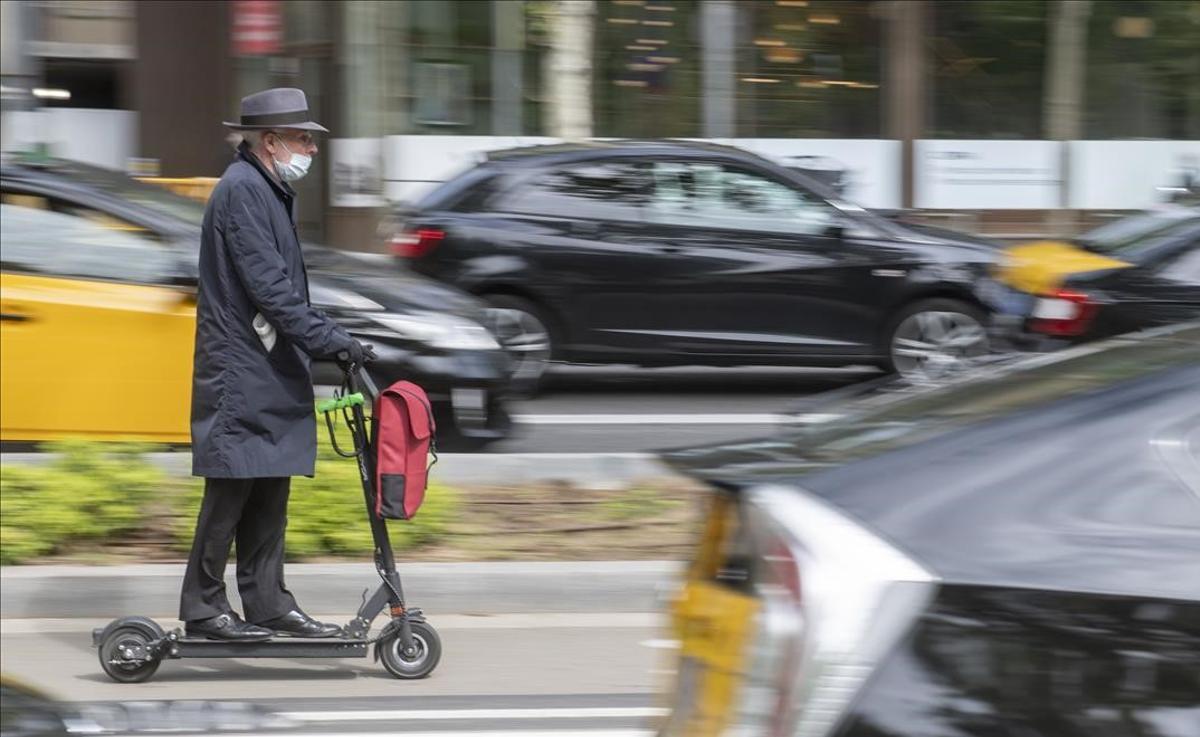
[482,295,554,395]
[885,299,989,383]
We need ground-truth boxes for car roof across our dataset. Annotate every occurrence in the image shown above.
[665,323,1200,599]
[483,139,782,168]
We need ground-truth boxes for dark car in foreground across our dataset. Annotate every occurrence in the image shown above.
[980,210,1200,346]
[387,140,1002,389]
[656,323,1200,737]
[0,156,510,449]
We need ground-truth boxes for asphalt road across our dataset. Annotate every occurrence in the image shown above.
[2,613,673,736]
[489,365,878,453]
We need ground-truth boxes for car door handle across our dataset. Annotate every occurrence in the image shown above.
[1,311,32,322]
[656,245,683,254]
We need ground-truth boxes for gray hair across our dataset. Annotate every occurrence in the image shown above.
[242,131,266,149]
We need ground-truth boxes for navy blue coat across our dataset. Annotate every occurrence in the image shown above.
[191,143,354,478]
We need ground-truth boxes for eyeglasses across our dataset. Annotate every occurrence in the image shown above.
[269,131,316,148]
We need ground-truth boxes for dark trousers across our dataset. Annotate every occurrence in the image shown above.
[179,477,298,623]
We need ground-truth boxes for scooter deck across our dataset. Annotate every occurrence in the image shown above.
[172,635,369,659]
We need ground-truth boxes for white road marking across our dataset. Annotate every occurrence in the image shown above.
[158,732,652,737]
[639,639,682,650]
[280,708,667,722]
[514,413,839,426]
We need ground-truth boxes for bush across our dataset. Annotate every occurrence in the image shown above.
[2,412,459,564]
[171,458,458,560]
[0,441,164,564]
[170,412,458,559]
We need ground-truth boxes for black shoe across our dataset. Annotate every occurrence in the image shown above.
[185,611,273,641]
[256,609,343,638]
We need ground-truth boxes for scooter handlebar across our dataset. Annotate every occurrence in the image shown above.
[317,392,364,414]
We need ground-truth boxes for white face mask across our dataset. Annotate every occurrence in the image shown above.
[271,135,312,182]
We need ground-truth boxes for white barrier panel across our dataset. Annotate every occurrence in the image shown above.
[4,108,137,171]
[916,140,1062,210]
[383,136,901,209]
[1069,140,1200,210]
[329,138,385,208]
[383,135,556,204]
[709,138,902,209]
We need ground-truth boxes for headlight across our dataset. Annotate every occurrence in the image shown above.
[366,312,501,351]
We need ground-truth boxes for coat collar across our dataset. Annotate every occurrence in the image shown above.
[237,141,296,201]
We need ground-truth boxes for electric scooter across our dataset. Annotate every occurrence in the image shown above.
[93,361,441,683]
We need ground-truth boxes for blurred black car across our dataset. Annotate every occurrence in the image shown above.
[0,677,71,737]
[656,323,1200,737]
[0,156,511,449]
[980,210,1200,347]
[386,140,1003,389]
[0,674,294,736]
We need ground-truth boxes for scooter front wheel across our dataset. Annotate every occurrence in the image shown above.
[98,621,163,683]
[378,621,441,679]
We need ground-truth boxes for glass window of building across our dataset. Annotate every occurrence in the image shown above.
[734,0,883,138]
[1083,0,1200,140]
[337,0,547,137]
[593,0,704,137]
[929,0,1049,139]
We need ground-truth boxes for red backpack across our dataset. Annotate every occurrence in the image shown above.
[372,380,436,520]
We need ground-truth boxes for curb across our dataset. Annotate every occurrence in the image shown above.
[0,561,684,619]
[1,452,675,488]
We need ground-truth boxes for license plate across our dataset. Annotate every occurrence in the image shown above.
[451,389,488,425]
[660,580,759,737]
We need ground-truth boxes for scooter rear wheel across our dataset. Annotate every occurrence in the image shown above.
[99,624,162,683]
[378,621,441,679]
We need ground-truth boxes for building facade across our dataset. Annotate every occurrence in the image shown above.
[3,0,1198,248]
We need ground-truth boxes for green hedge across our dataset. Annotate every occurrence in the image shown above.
[1,422,458,565]
[0,441,165,565]
[171,459,458,560]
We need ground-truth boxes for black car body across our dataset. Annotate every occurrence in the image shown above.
[0,157,511,448]
[389,140,1003,386]
[981,210,1200,347]
[656,323,1200,737]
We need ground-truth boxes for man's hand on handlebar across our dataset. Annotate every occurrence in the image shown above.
[338,340,377,367]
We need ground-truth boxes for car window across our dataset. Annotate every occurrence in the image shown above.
[1080,214,1200,259]
[1158,243,1200,285]
[778,326,1200,468]
[499,161,648,221]
[647,161,837,237]
[46,160,208,228]
[0,201,178,285]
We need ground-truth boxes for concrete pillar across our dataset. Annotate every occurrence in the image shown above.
[134,0,230,176]
[492,0,524,135]
[883,0,928,210]
[1044,0,1090,234]
[701,0,736,138]
[546,0,594,139]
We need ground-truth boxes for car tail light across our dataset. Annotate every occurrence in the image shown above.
[390,227,444,258]
[732,485,936,737]
[1028,288,1099,336]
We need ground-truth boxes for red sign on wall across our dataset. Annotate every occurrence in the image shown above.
[231,0,282,56]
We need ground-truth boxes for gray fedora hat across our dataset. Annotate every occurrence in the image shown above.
[224,87,329,132]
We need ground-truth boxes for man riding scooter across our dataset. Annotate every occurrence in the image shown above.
[181,88,374,641]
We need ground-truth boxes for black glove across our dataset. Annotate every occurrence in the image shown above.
[340,340,377,365]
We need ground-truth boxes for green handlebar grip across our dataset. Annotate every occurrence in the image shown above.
[317,393,365,413]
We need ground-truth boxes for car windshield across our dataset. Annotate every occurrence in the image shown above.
[1077,211,1200,259]
[50,160,208,228]
[778,325,1200,468]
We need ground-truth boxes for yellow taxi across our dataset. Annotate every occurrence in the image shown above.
[1,164,200,443]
